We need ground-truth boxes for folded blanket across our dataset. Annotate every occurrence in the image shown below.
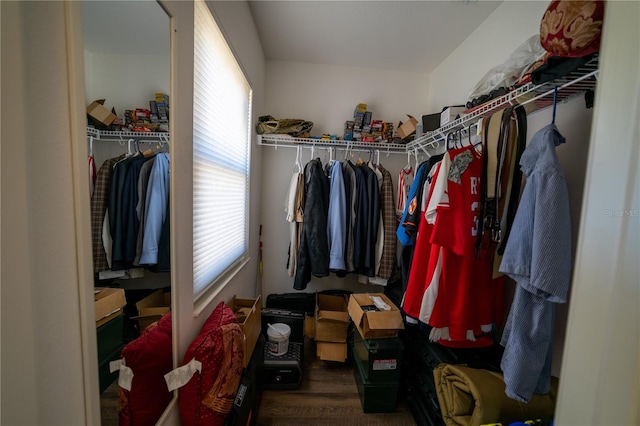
[434,364,558,426]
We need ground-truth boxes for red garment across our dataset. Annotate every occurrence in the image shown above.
[412,146,504,348]
[402,163,440,320]
[179,302,244,426]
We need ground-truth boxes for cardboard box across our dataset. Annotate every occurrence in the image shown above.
[315,293,350,343]
[397,115,418,140]
[348,293,404,339]
[229,295,262,368]
[132,290,171,332]
[94,288,126,327]
[87,100,116,127]
[305,315,315,339]
[440,106,466,126]
[316,341,348,362]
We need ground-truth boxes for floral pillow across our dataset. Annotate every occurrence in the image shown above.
[540,0,605,58]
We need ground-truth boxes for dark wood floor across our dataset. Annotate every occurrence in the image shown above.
[100,337,417,426]
[254,338,416,426]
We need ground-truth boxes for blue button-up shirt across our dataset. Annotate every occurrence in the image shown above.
[499,123,572,402]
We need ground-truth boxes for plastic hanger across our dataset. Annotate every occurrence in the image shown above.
[294,145,302,174]
[89,135,94,157]
[552,86,558,124]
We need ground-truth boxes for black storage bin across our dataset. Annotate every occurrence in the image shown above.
[352,327,403,383]
[353,352,399,413]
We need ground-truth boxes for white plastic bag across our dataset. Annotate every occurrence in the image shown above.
[468,35,546,103]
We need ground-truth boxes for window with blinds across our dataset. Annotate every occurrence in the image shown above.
[193,0,252,299]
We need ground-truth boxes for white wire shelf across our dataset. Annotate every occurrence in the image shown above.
[257,134,410,154]
[407,55,599,154]
[87,127,170,143]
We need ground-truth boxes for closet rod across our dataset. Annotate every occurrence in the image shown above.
[258,134,409,154]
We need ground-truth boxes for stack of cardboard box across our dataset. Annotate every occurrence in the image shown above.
[314,293,351,362]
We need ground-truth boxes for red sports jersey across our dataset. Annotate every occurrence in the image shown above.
[402,163,440,321]
[428,146,504,348]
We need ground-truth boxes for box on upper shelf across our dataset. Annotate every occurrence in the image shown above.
[87,100,116,128]
[397,115,418,140]
[440,106,466,126]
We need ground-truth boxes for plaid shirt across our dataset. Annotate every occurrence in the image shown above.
[377,164,396,280]
[91,154,125,272]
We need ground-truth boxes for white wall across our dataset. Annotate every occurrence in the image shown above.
[84,51,170,117]
[1,2,92,424]
[556,2,639,423]
[427,1,548,112]
[266,60,429,136]
[260,61,429,297]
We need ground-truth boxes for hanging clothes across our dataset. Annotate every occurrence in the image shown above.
[91,153,126,273]
[140,152,170,266]
[499,124,572,403]
[397,165,414,217]
[284,170,304,277]
[400,141,504,349]
[342,161,356,273]
[376,164,396,281]
[133,156,157,266]
[327,160,347,273]
[294,158,330,290]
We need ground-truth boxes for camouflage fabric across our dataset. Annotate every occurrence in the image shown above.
[256,115,313,138]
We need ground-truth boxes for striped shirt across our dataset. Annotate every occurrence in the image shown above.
[499,124,572,402]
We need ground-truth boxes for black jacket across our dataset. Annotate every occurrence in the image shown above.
[294,159,330,290]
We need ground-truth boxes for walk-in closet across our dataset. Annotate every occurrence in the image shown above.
[1,1,637,426]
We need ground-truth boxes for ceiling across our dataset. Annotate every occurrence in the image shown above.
[82,1,503,74]
[248,1,503,73]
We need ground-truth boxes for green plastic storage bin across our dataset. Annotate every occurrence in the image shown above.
[99,344,123,393]
[353,351,399,413]
[97,313,124,361]
[352,327,403,383]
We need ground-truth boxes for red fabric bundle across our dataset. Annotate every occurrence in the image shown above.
[179,301,244,426]
[119,312,173,426]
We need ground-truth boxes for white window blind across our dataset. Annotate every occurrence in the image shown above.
[193,0,252,298]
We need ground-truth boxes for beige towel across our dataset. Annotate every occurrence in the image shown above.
[434,364,558,426]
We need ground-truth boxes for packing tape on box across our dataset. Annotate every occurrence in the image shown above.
[164,358,202,392]
[110,358,134,390]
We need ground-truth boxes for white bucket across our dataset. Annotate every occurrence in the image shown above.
[266,323,291,356]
